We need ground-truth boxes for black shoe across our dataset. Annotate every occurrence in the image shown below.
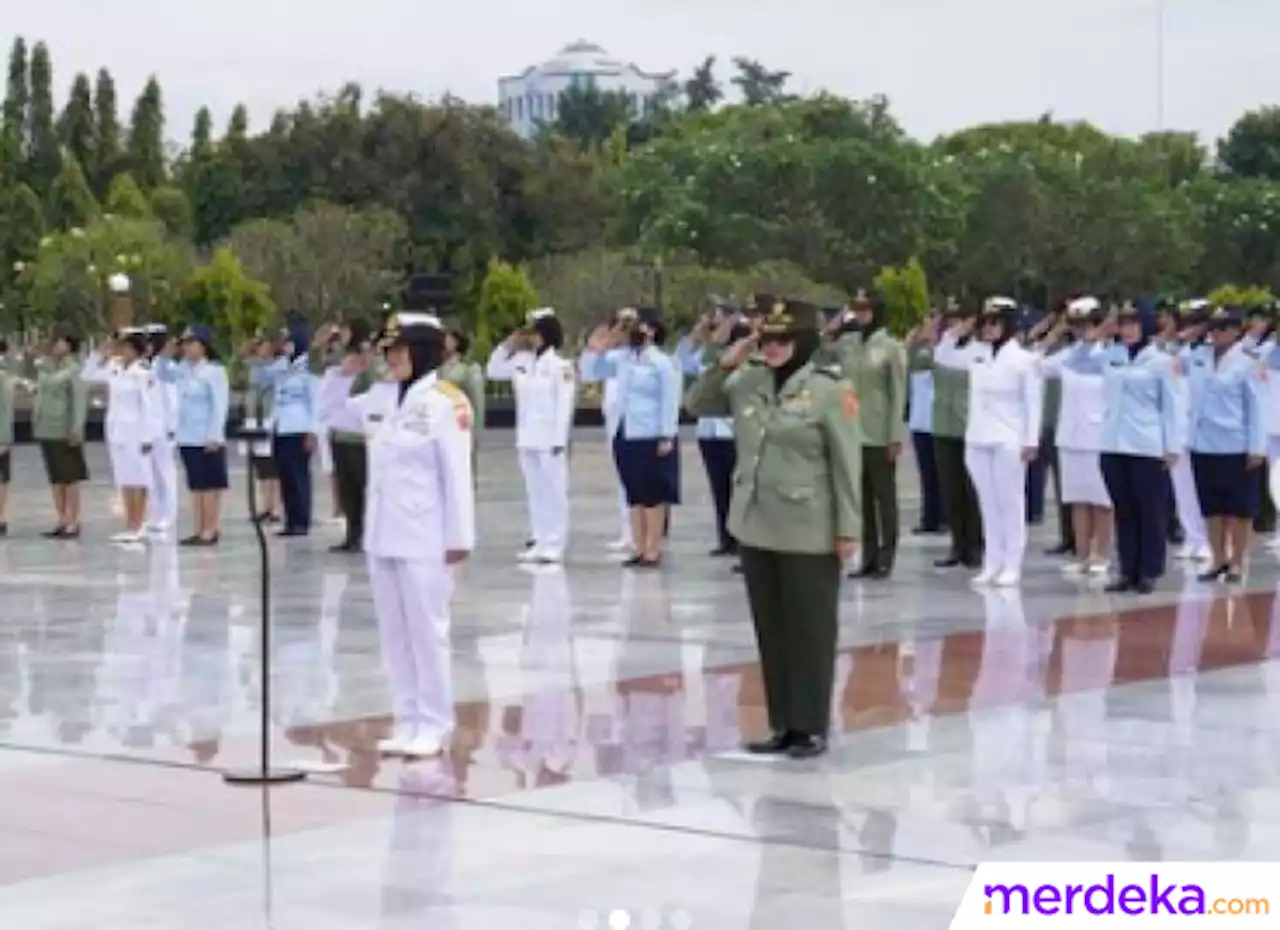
[329,542,361,553]
[1104,578,1135,593]
[745,731,793,754]
[622,555,645,567]
[911,525,941,535]
[731,563,743,574]
[1044,542,1073,556]
[961,556,983,569]
[0,523,7,537]
[1134,579,1155,594]
[850,565,890,580]
[709,544,735,557]
[1197,565,1228,583]
[60,526,80,539]
[934,556,961,568]
[1225,569,1244,584]
[1168,526,1186,545]
[277,528,307,538]
[179,535,202,547]
[42,527,65,539]
[786,734,828,759]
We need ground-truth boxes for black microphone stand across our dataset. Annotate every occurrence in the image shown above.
[224,423,306,786]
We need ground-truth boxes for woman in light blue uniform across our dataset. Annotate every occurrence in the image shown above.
[155,324,230,546]
[676,307,747,556]
[1098,303,1181,594]
[582,306,682,567]
[1187,307,1268,582]
[907,314,943,534]
[250,321,318,536]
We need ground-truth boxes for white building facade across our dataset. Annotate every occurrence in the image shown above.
[498,40,676,138]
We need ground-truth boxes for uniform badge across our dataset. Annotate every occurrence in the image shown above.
[841,387,859,420]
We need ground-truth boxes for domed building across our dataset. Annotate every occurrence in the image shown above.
[499,40,676,137]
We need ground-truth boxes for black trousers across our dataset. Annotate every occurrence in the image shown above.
[698,438,736,549]
[331,439,368,547]
[738,545,842,737]
[910,431,943,531]
[861,447,899,571]
[935,436,982,563]
[273,434,313,533]
[1101,453,1168,583]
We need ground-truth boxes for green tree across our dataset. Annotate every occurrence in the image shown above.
[92,68,122,196]
[105,171,152,218]
[730,57,792,106]
[1206,283,1274,309]
[189,106,213,160]
[553,84,633,150]
[58,72,95,183]
[25,214,192,330]
[684,55,722,112]
[45,154,99,230]
[474,257,538,354]
[1219,107,1280,181]
[126,75,165,189]
[149,184,193,238]
[1,38,28,186]
[181,245,274,345]
[25,42,58,192]
[872,258,930,335]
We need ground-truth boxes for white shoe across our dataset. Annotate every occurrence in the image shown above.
[534,549,563,564]
[1192,545,1212,561]
[401,734,444,758]
[994,568,1021,587]
[110,530,144,544]
[517,547,539,563]
[377,727,417,756]
[1085,559,1110,576]
[1061,561,1086,576]
[1173,543,1194,560]
[971,567,997,587]
[605,538,632,552]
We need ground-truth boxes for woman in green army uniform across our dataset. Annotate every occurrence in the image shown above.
[685,298,862,759]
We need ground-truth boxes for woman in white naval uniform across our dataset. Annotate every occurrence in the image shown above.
[359,312,475,759]
[1039,297,1113,575]
[485,308,575,563]
[965,298,1043,586]
[143,325,180,538]
[83,329,160,544]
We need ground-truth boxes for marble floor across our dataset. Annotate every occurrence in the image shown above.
[1,431,1279,928]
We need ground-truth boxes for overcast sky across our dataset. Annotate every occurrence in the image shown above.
[7,0,1277,147]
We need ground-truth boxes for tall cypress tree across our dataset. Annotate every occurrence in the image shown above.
[190,106,213,160]
[92,68,122,196]
[0,38,28,185]
[46,154,99,229]
[58,72,96,183]
[25,41,59,193]
[125,75,165,189]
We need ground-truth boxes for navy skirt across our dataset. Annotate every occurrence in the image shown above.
[180,445,229,492]
[1192,452,1259,519]
[613,431,681,508]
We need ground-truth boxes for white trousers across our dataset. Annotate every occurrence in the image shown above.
[518,449,569,554]
[147,440,179,527]
[1170,454,1206,548]
[965,444,1027,575]
[367,555,455,740]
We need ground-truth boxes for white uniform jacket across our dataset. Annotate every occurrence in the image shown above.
[356,375,475,560]
[84,353,161,447]
[486,346,575,451]
[965,340,1043,450]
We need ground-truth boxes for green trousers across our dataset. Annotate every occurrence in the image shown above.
[861,446,899,571]
[738,545,842,737]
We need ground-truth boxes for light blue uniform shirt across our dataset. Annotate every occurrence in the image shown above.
[581,346,681,440]
[907,370,933,434]
[1187,343,1268,456]
[1099,342,1182,458]
[250,356,318,435]
[156,357,230,446]
[675,336,733,440]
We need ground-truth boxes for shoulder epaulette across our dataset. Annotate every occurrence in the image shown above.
[745,357,767,368]
[437,380,468,404]
[813,364,842,379]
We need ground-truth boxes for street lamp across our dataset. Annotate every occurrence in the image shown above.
[108,272,133,330]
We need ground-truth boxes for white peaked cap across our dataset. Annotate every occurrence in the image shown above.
[984,296,1018,312]
[528,307,556,321]
[1066,296,1101,316]
[392,312,443,329]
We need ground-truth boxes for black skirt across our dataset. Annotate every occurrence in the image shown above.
[251,455,279,480]
[180,446,229,492]
[613,431,681,508]
[0,450,8,485]
[40,440,88,485]
[1192,452,1260,519]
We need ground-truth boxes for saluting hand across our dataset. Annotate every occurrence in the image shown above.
[719,334,758,370]
[586,325,612,353]
[445,549,470,565]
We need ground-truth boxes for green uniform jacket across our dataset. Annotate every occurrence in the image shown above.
[909,343,968,439]
[33,358,88,441]
[0,371,14,445]
[685,359,863,554]
[1041,369,1062,437]
[832,329,906,446]
[439,357,486,429]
